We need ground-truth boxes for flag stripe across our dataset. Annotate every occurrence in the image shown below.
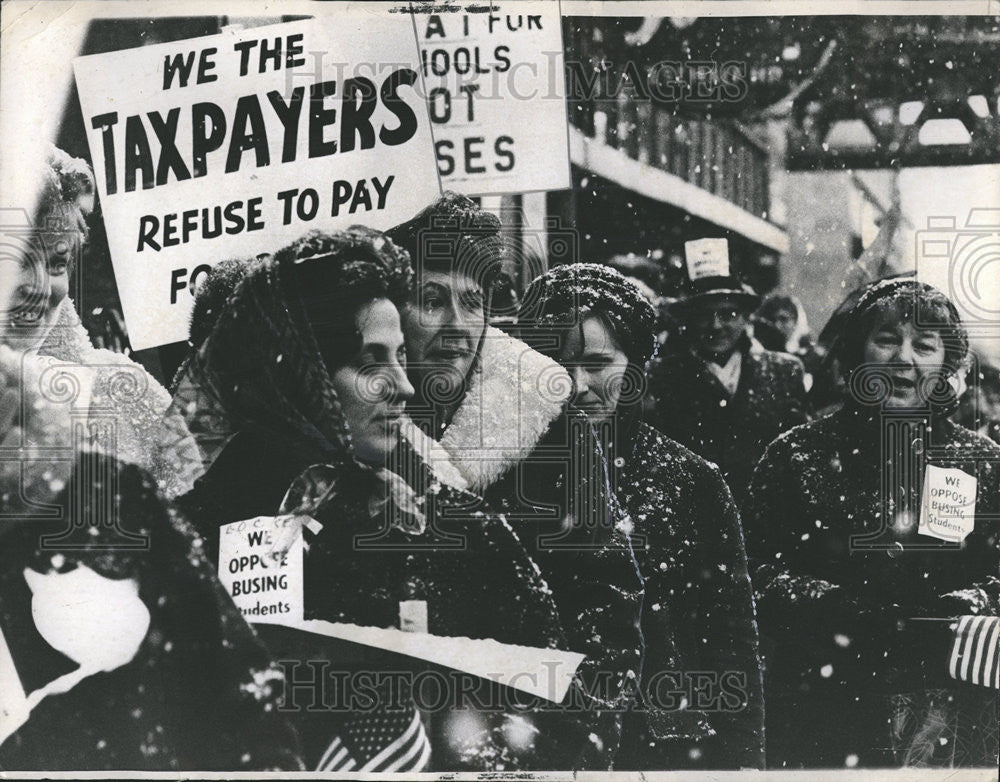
[415,735,432,770]
[321,747,350,772]
[327,754,357,773]
[384,719,430,772]
[949,615,972,679]
[315,737,344,771]
[359,709,423,771]
[960,616,986,682]
[980,619,1000,689]
[970,616,993,686]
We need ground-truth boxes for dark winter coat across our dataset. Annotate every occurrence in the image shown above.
[177,422,571,770]
[649,337,811,505]
[170,255,569,772]
[610,423,765,770]
[744,404,1000,768]
[418,326,645,769]
[0,453,302,772]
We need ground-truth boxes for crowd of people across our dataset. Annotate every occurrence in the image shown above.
[1,146,998,772]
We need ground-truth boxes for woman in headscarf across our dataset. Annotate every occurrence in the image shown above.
[0,145,198,499]
[517,263,765,770]
[744,278,1000,768]
[171,227,572,771]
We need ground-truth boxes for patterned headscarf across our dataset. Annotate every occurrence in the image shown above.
[171,227,413,492]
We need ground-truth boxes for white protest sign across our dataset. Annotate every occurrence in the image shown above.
[296,619,584,703]
[218,516,304,625]
[74,16,440,350]
[919,465,977,543]
[685,238,731,280]
[0,625,30,746]
[418,4,570,195]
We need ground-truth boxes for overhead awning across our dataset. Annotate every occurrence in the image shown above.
[570,126,790,254]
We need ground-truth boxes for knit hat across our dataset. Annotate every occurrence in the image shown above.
[837,277,969,378]
[37,145,95,238]
[519,262,658,368]
[386,191,504,289]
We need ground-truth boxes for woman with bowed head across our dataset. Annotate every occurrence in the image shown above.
[172,228,577,771]
[517,263,765,770]
[744,278,1000,768]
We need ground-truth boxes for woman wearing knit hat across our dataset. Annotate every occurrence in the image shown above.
[744,278,1000,768]
[518,262,765,770]
[388,195,644,770]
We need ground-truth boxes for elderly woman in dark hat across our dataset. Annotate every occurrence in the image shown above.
[518,263,765,770]
[744,278,1000,768]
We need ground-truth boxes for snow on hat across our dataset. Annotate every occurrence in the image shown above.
[386,191,504,288]
[36,145,94,239]
[837,277,969,378]
[519,262,658,367]
[673,238,760,312]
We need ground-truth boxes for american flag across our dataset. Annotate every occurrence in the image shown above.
[948,615,1000,690]
[315,707,431,772]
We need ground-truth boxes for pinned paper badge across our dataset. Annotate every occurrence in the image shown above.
[919,465,977,543]
[684,238,731,281]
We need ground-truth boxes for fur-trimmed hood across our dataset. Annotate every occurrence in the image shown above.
[429,327,571,494]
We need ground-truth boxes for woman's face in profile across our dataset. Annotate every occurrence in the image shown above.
[329,298,415,466]
[862,315,947,408]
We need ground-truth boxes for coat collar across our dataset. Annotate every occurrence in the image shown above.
[36,299,93,362]
[434,327,571,494]
[398,416,469,491]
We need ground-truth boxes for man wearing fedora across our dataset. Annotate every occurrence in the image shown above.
[649,239,811,506]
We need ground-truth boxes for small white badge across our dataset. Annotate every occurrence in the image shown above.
[919,465,977,542]
[684,238,731,281]
[218,516,305,625]
[399,600,428,634]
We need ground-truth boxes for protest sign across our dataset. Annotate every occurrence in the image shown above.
[919,464,977,543]
[73,17,439,350]
[0,626,30,745]
[295,619,584,703]
[218,515,305,625]
[417,3,570,195]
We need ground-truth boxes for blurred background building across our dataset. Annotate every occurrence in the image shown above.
[15,11,1000,376]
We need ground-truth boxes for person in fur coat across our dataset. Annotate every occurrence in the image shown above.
[171,227,573,772]
[387,195,644,769]
[0,145,199,500]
